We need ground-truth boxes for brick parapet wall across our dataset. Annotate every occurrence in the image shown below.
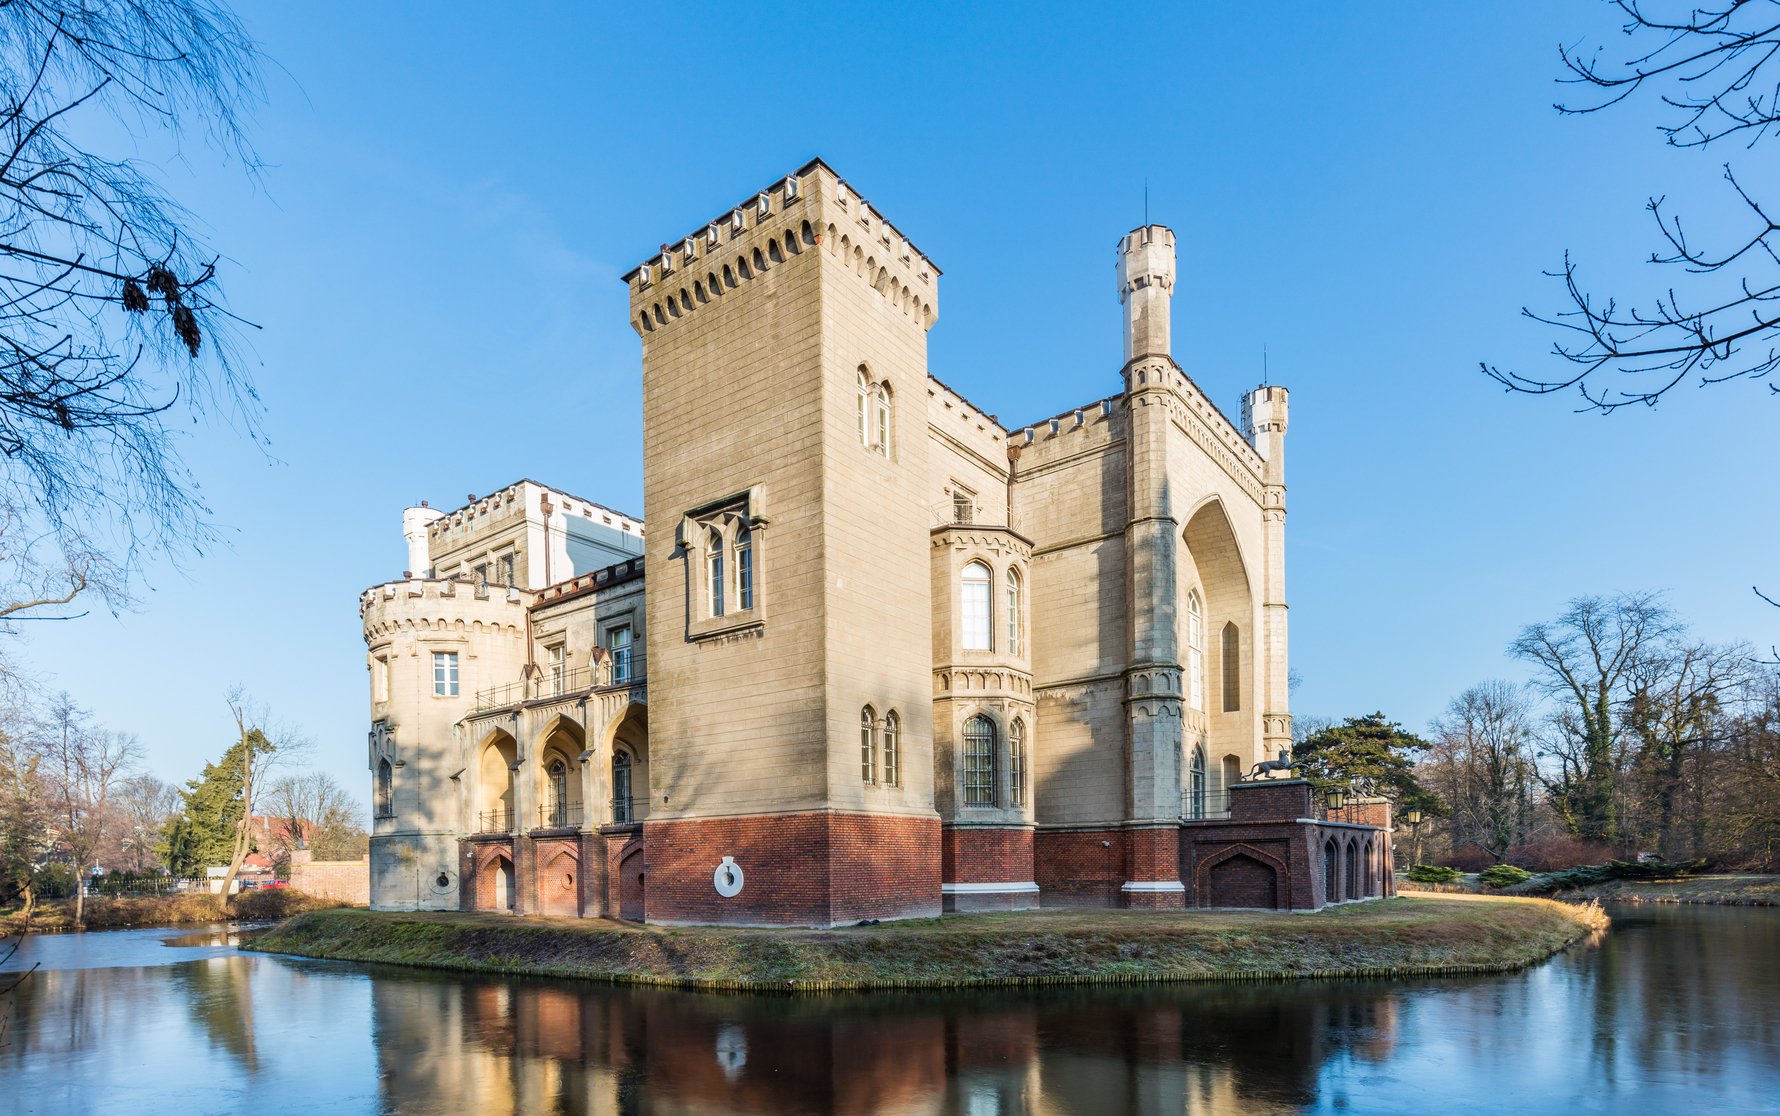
[643,812,940,927]
[288,849,369,905]
[1228,779,1313,822]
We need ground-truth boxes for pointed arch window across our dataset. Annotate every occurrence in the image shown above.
[963,714,997,806]
[1188,744,1207,819]
[735,525,754,611]
[546,759,569,827]
[883,710,900,787]
[707,527,725,618]
[961,561,992,651]
[1186,590,1205,711]
[1009,718,1027,808]
[872,381,891,457]
[375,758,394,819]
[860,706,877,784]
[1222,622,1241,712]
[612,751,634,824]
[1006,568,1023,657]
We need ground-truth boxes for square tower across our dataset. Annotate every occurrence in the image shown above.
[624,160,942,926]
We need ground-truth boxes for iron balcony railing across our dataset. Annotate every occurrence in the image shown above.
[476,808,513,835]
[611,796,645,826]
[473,652,647,711]
[537,802,584,830]
[1181,790,1233,821]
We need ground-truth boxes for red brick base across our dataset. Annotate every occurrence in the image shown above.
[643,811,941,927]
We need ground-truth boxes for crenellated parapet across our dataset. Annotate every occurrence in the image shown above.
[1123,357,1266,504]
[623,158,939,338]
[361,577,527,643]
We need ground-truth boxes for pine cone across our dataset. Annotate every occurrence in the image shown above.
[121,279,149,313]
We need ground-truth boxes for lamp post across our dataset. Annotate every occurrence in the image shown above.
[1400,806,1426,866]
[1325,786,1348,822]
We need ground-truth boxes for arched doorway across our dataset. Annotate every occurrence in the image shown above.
[605,704,649,826]
[1323,839,1339,905]
[476,730,518,833]
[1346,841,1362,900]
[479,852,514,911]
[617,845,645,921]
[1182,499,1256,773]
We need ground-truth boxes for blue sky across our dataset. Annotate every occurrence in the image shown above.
[21,3,1778,805]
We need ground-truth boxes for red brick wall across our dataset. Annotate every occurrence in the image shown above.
[1228,779,1313,822]
[941,827,1034,883]
[533,837,580,917]
[1033,829,1125,907]
[643,812,940,927]
[288,852,368,905]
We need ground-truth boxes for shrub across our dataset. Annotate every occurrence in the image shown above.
[1405,864,1463,884]
[1479,864,1533,889]
[1504,836,1618,872]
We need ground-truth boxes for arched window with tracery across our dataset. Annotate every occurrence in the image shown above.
[546,759,568,827]
[883,710,900,786]
[961,561,992,650]
[707,526,725,618]
[612,751,634,824]
[375,758,394,819]
[860,706,877,784]
[963,714,996,806]
[872,381,891,457]
[1222,622,1241,712]
[856,368,872,447]
[735,525,754,611]
[1186,590,1205,711]
[1009,718,1027,807]
[1006,568,1023,657]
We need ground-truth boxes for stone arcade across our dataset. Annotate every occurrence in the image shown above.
[360,159,1393,926]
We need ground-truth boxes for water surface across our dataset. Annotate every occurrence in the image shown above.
[3,904,1776,1114]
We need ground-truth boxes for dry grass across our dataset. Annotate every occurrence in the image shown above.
[1565,874,1780,906]
[0,890,353,933]
[246,895,1605,993]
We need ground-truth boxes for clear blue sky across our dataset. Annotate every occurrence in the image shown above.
[21,3,1778,807]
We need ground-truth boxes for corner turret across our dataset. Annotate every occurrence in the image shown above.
[1117,226,1175,363]
[402,503,444,579]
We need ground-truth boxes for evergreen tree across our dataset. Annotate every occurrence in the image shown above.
[1294,712,1444,815]
[160,730,269,875]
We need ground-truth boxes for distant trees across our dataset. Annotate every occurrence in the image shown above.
[36,693,140,924]
[1416,592,1778,870]
[266,772,367,868]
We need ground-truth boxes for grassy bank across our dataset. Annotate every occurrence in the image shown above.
[246,895,1606,993]
[1,890,353,933]
[1560,874,1780,906]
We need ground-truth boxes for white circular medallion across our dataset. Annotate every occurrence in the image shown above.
[713,855,744,897]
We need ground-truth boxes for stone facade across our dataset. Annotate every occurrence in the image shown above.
[359,159,1388,926]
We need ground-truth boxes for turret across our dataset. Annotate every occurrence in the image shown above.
[1117,226,1175,363]
[1242,385,1289,485]
[402,503,444,579]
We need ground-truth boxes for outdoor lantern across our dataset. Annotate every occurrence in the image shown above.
[1402,807,1425,827]
[1326,787,1348,811]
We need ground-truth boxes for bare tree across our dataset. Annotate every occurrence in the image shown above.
[0,711,49,918]
[112,772,178,873]
[0,0,266,616]
[37,692,139,924]
[266,771,363,867]
[1429,681,1541,863]
[1621,637,1753,857]
[1486,1,1780,411]
[1510,591,1676,842]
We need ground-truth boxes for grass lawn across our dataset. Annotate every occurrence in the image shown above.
[245,894,1606,992]
[1568,874,1780,906]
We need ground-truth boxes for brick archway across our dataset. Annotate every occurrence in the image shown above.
[474,847,514,911]
[616,843,645,921]
[1194,843,1290,910]
[538,848,579,917]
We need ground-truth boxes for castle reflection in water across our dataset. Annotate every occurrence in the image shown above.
[369,972,1400,1115]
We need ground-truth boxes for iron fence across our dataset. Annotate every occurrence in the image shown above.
[611,797,643,825]
[473,653,648,711]
[476,809,514,835]
[538,802,584,830]
[1181,790,1233,820]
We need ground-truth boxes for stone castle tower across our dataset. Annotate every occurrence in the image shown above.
[360,159,1399,927]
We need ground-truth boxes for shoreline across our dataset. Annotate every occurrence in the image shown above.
[1400,873,1780,908]
[245,895,1607,994]
[1,891,351,934]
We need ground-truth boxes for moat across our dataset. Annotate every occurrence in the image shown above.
[4,904,1777,1115]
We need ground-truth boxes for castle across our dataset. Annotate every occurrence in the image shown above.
[360,159,1392,925]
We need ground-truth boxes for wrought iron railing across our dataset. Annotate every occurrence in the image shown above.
[1181,790,1233,820]
[476,809,513,834]
[611,796,643,825]
[538,802,584,830]
[473,653,647,711]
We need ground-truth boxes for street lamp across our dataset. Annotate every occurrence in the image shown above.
[1325,786,1349,812]
[1401,807,1425,827]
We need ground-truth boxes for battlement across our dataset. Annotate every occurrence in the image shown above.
[1125,357,1266,476]
[1007,395,1125,471]
[359,576,528,642]
[531,555,645,612]
[624,158,939,338]
[426,479,643,548]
